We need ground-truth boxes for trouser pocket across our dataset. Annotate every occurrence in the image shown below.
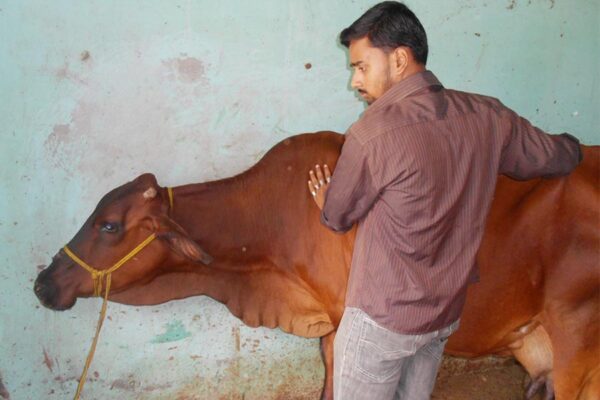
[355,316,415,383]
[420,335,449,361]
[419,320,459,361]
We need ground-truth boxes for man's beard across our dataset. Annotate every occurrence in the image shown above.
[358,89,374,105]
[359,73,394,105]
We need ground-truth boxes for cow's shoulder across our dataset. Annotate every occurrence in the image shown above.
[266,131,344,157]
[252,131,345,171]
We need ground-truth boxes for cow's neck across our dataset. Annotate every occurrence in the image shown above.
[170,173,283,262]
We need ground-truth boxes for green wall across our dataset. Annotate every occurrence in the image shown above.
[0,0,598,398]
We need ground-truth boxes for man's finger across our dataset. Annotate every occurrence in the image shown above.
[324,164,332,183]
[309,170,320,188]
[315,165,325,185]
[307,181,317,196]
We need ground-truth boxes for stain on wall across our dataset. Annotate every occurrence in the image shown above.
[507,0,556,10]
[163,56,206,83]
[44,124,71,161]
[151,320,192,344]
[42,348,55,373]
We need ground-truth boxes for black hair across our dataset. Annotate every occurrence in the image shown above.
[340,1,428,64]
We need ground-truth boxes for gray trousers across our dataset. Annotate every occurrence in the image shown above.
[333,307,459,400]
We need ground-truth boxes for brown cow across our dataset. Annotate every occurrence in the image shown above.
[34,132,599,400]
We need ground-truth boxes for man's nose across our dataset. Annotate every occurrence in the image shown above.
[351,73,361,89]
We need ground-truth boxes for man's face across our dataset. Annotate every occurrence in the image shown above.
[349,37,395,105]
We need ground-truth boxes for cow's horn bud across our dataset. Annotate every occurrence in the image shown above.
[143,187,157,200]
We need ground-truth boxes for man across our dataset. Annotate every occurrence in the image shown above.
[307,2,582,399]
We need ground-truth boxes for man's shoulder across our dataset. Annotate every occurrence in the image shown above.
[348,111,385,145]
[349,88,511,146]
[444,88,509,116]
[348,100,428,145]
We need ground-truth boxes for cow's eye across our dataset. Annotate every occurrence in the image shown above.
[100,222,118,233]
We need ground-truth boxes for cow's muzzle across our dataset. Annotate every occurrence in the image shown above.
[34,266,76,311]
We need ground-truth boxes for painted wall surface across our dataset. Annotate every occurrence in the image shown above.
[0,0,598,399]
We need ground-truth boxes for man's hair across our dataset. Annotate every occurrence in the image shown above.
[340,1,428,64]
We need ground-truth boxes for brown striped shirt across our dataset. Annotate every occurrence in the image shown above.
[321,70,582,334]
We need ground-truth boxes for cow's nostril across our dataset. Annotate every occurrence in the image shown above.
[34,282,45,297]
[34,278,52,300]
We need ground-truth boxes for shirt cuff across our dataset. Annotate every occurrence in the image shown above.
[320,211,352,233]
[560,133,583,163]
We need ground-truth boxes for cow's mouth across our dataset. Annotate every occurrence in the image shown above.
[34,272,77,311]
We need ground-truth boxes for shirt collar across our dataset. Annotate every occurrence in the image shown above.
[365,70,443,113]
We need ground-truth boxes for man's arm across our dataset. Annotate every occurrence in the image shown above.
[313,135,380,233]
[499,108,582,180]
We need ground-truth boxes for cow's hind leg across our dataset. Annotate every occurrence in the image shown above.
[319,330,335,400]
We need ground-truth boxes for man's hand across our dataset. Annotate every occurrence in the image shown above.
[308,164,332,210]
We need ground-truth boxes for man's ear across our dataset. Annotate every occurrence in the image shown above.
[153,216,214,265]
[391,47,409,79]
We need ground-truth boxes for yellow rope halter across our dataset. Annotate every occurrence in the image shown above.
[63,233,156,297]
[167,186,174,210]
[64,233,156,399]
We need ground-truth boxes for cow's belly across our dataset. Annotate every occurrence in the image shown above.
[445,272,543,356]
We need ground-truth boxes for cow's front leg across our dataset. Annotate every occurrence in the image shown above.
[319,330,336,400]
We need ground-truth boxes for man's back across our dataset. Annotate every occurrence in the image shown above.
[323,71,581,334]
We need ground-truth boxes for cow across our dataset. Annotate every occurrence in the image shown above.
[34,131,599,400]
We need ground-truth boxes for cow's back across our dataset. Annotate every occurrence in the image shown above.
[447,145,600,356]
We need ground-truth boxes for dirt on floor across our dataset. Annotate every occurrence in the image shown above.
[432,356,542,400]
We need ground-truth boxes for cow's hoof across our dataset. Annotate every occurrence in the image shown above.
[525,374,555,400]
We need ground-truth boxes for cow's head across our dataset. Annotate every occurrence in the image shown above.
[34,173,212,310]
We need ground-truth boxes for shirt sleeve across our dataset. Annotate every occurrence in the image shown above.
[499,108,582,180]
[320,134,380,233]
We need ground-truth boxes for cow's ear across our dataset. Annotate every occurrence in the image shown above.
[153,216,213,265]
[160,231,214,265]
